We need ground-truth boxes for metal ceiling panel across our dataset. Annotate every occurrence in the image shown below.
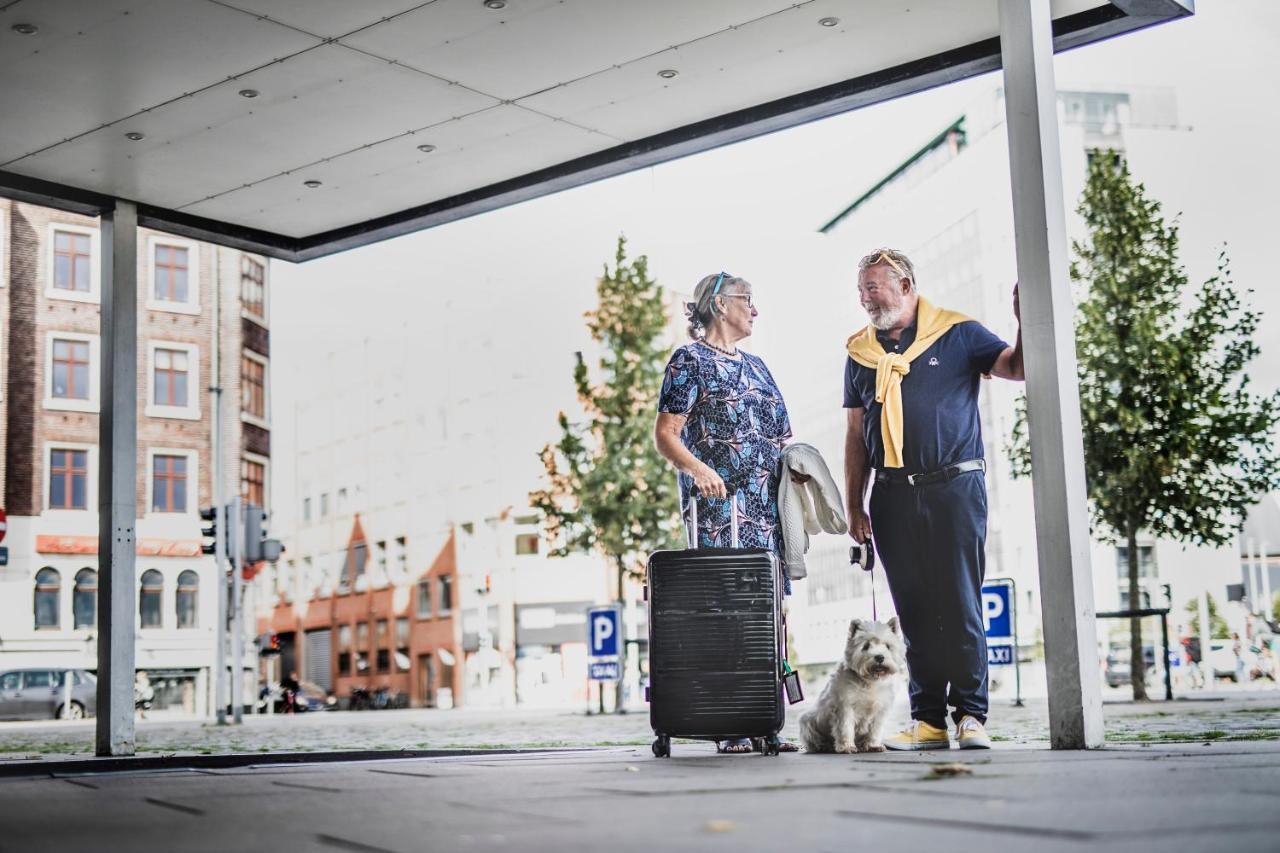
[0,0,318,164]
[0,0,1193,260]
[224,0,430,39]
[343,0,795,101]
[181,104,602,235]
[14,43,498,211]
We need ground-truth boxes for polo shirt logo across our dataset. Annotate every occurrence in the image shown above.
[928,357,939,366]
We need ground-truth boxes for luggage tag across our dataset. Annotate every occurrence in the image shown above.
[781,660,804,705]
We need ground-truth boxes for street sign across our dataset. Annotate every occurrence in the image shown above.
[0,506,8,542]
[589,661,621,681]
[587,605,621,657]
[987,643,1014,666]
[981,583,1012,639]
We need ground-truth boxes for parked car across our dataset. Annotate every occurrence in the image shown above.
[1205,639,1239,682]
[0,668,97,720]
[1105,644,1157,689]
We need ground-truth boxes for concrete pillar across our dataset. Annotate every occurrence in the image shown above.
[95,199,138,756]
[998,0,1103,749]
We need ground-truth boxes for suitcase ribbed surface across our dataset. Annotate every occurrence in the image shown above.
[647,548,782,739]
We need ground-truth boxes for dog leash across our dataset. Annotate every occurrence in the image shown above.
[850,538,877,620]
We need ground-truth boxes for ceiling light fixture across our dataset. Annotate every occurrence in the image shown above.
[125,132,145,141]
[483,0,506,9]
[238,89,260,98]
[303,179,323,188]
[657,69,678,80]
[417,144,436,153]
[819,17,840,27]
[11,23,38,35]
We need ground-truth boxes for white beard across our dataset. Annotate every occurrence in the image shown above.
[867,302,905,331]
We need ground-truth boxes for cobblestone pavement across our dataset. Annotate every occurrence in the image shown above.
[1,688,1277,760]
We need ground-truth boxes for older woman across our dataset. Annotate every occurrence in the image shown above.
[654,271,796,753]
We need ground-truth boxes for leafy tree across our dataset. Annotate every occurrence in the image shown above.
[1184,594,1230,640]
[1008,152,1280,700]
[531,236,681,707]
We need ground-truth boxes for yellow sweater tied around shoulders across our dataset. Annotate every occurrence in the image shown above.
[846,296,973,469]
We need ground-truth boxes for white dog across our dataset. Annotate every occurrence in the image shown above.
[798,617,906,753]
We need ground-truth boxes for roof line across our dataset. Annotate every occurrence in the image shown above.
[817,115,968,235]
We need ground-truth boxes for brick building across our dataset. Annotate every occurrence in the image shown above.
[0,198,271,716]
[257,517,461,708]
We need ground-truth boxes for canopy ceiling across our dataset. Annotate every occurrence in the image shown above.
[0,0,1192,261]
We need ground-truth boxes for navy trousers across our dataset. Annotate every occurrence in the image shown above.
[869,470,988,729]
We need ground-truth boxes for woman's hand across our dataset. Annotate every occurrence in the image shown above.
[689,463,728,500]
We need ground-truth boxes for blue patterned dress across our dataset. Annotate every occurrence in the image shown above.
[658,342,793,590]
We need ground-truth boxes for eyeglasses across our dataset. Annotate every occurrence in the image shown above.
[720,293,754,308]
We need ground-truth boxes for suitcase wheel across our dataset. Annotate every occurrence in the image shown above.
[760,735,781,757]
[652,735,671,758]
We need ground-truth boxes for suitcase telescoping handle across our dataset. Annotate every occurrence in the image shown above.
[680,475,739,548]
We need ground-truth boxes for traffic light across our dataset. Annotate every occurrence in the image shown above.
[200,506,222,558]
[243,503,285,564]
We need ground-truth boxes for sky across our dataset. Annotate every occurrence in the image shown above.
[268,0,1280,530]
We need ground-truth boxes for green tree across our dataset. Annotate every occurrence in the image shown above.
[531,236,681,708]
[1008,152,1280,700]
[1184,594,1230,640]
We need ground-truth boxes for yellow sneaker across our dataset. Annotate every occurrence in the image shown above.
[955,715,992,750]
[884,720,951,751]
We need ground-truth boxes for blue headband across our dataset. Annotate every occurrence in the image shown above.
[712,271,727,297]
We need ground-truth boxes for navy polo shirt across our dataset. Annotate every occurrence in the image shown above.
[843,319,1008,474]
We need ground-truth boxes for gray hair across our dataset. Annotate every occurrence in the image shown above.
[685,272,748,340]
[857,247,918,291]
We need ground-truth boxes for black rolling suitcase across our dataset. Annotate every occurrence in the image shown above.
[645,492,786,757]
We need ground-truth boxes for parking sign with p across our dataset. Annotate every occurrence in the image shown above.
[586,601,622,653]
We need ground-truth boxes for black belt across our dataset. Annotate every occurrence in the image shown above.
[876,458,986,487]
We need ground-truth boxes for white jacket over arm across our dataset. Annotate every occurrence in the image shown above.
[778,442,847,580]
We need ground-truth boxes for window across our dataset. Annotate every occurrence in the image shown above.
[34,568,61,629]
[416,579,432,618]
[51,339,90,400]
[303,497,311,522]
[337,487,348,513]
[355,621,369,672]
[346,542,367,586]
[376,619,390,673]
[49,449,88,510]
[154,244,189,302]
[140,570,163,629]
[241,354,266,420]
[152,454,188,513]
[241,256,265,319]
[44,333,98,411]
[395,537,407,576]
[0,673,18,691]
[438,575,453,613]
[73,569,97,629]
[376,541,387,579]
[147,342,199,419]
[338,624,352,676]
[176,570,199,628]
[396,618,410,672]
[241,459,265,506]
[320,493,330,518]
[23,671,54,689]
[515,533,539,556]
[154,347,189,407]
[1116,545,1157,609]
[53,229,92,292]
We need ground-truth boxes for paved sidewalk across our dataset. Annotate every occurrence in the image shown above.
[1,690,1276,760]
[2,738,1278,852]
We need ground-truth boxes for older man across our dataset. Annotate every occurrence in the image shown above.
[843,248,1023,750]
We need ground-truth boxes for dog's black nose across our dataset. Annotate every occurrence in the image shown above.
[874,654,885,663]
